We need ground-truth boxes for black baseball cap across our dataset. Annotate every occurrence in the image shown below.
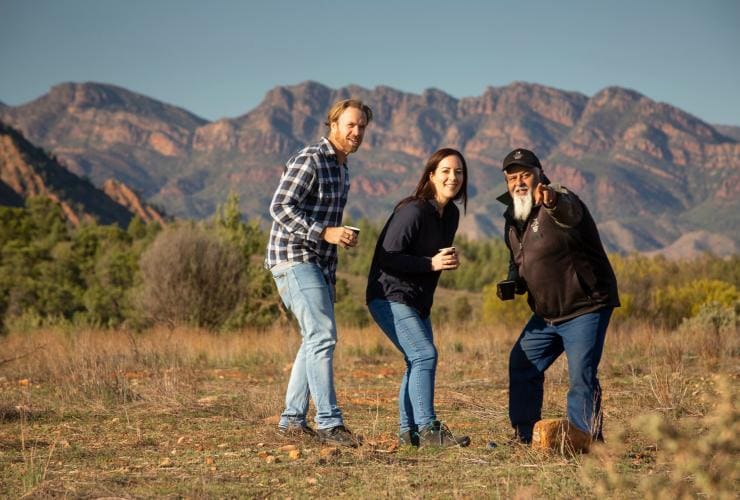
[502,148,542,172]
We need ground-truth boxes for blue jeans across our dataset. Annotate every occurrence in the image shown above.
[368,299,438,433]
[509,308,613,439]
[271,262,343,430]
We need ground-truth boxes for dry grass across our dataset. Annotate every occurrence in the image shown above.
[0,320,737,498]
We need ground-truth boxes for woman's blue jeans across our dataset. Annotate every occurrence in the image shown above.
[509,308,613,439]
[368,299,438,433]
[271,262,343,430]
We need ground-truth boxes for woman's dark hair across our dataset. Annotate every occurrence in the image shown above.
[396,148,468,213]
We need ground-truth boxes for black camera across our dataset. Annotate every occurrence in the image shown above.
[496,280,516,301]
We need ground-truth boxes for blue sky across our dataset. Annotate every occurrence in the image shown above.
[1,0,738,125]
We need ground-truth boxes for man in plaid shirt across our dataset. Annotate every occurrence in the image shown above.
[266,99,372,447]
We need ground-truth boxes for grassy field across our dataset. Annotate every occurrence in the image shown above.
[0,319,737,498]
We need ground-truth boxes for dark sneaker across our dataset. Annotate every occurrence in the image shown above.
[418,421,470,448]
[317,425,360,448]
[278,424,317,437]
[399,430,419,447]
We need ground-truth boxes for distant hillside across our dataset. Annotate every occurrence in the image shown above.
[0,121,164,227]
[715,124,740,142]
[2,81,738,256]
[0,178,24,207]
[101,178,167,226]
[0,82,207,198]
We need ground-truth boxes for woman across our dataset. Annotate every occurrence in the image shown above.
[366,148,470,448]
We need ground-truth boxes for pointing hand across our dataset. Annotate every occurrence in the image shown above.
[534,183,557,208]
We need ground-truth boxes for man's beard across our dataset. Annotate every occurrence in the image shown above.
[513,193,533,222]
[341,135,360,153]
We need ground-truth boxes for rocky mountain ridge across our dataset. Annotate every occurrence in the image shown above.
[1,81,737,256]
[0,121,164,227]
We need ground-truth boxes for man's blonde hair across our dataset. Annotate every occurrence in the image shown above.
[324,99,373,130]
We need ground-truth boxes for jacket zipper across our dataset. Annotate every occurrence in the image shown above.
[513,218,541,313]
[514,211,555,324]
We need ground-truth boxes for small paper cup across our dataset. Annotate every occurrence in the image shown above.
[344,225,361,235]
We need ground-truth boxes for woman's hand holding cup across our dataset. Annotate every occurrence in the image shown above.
[431,246,458,271]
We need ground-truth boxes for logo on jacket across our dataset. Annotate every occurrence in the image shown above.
[531,219,540,233]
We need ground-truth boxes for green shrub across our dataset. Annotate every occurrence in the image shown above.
[679,301,738,335]
[583,377,739,498]
[451,296,474,324]
[652,279,739,328]
[481,283,531,328]
[334,278,370,328]
[135,224,247,330]
[212,194,280,330]
[223,267,281,330]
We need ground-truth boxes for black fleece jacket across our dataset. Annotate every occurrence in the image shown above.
[366,198,459,319]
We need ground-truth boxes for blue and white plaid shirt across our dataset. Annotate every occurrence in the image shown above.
[264,137,350,284]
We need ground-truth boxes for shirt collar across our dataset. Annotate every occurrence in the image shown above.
[319,137,339,161]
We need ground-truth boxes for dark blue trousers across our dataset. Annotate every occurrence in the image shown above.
[509,308,613,440]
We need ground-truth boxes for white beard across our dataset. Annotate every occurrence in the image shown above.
[513,193,533,222]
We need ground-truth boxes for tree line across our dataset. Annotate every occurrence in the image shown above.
[0,195,737,333]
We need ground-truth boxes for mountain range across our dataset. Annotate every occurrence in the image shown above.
[1,81,738,256]
[0,121,164,227]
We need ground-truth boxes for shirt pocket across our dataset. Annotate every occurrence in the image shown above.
[317,177,341,201]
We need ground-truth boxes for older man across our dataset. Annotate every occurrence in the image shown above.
[265,99,372,447]
[497,148,619,443]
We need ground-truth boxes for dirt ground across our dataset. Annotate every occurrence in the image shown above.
[0,323,737,498]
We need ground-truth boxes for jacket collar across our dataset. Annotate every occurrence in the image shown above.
[497,191,513,207]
